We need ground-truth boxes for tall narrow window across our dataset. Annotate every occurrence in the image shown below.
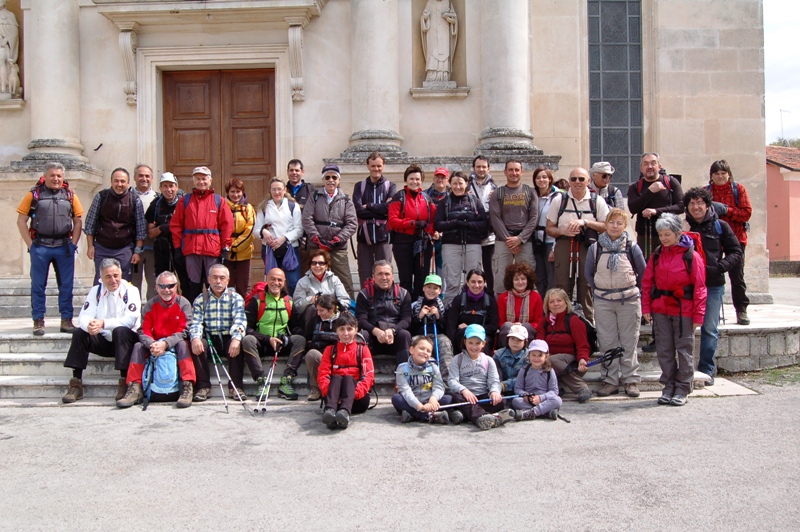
[589,0,643,187]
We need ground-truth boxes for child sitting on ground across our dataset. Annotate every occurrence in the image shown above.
[409,274,454,380]
[512,339,562,421]
[318,312,375,430]
[392,335,452,424]
[493,323,529,397]
[447,324,516,431]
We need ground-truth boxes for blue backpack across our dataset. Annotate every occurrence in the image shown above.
[142,349,181,404]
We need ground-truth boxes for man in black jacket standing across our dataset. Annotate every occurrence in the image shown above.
[353,152,396,288]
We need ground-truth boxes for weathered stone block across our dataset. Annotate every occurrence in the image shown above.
[658,96,685,119]
[719,29,763,49]
[750,336,768,356]
[768,333,786,356]
[758,355,797,370]
[685,48,738,72]
[738,49,764,72]
[658,29,719,50]
[715,336,730,359]
[786,332,800,355]
[729,335,750,357]
[718,356,758,373]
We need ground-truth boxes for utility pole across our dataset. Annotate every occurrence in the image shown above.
[780,109,791,145]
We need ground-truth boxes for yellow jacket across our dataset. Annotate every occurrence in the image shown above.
[227,199,255,261]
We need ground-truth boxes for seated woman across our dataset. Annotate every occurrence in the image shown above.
[642,213,706,407]
[444,268,499,352]
[536,288,592,403]
[292,249,351,333]
[495,262,543,348]
[585,208,647,398]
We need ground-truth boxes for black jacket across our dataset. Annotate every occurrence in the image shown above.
[686,210,742,287]
[434,192,489,246]
[355,282,412,332]
[445,289,499,349]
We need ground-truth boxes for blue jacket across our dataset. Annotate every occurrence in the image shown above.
[493,347,527,393]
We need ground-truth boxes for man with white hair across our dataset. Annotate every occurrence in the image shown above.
[588,161,624,209]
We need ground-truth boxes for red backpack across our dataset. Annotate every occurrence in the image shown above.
[244,282,292,321]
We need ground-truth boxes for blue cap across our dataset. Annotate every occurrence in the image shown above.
[464,324,486,341]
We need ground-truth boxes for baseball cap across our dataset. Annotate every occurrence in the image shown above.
[507,324,529,341]
[527,339,550,353]
[159,172,178,185]
[464,324,486,341]
[433,167,449,177]
[589,162,615,175]
[192,166,212,177]
[423,274,442,287]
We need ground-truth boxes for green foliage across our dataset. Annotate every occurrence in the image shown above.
[771,137,800,148]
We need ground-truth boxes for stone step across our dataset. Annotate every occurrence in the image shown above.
[0,334,74,354]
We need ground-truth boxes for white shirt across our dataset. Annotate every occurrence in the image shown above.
[255,197,304,248]
[78,280,142,341]
[547,188,609,229]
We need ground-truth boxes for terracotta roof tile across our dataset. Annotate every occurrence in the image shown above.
[766,145,800,171]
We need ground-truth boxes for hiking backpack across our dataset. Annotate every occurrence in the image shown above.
[329,338,378,410]
[142,349,181,402]
[458,290,492,326]
[635,173,675,194]
[27,177,76,241]
[244,282,292,321]
[555,191,598,225]
[542,310,599,355]
[496,184,534,210]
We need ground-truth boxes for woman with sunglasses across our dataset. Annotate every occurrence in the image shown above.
[532,166,559,299]
[256,177,304,295]
[292,249,352,332]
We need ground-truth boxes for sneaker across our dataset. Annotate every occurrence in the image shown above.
[400,410,414,423]
[278,375,298,401]
[307,388,321,402]
[335,409,350,429]
[624,383,641,398]
[176,381,193,408]
[255,376,268,400]
[515,408,537,421]
[62,377,83,403]
[116,378,127,401]
[476,413,498,431]
[736,311,750,326]
[59,319,76,334]
[577,388,593,403]
[429,411,450,425]
[229,387,247,401]
[596,383,619,397]
[703,373,715,387]
[322,407,337,429]
[448,409,464,425]
[657,393,672,405]
[494,409,516,426]
[193,388,211,402]
[669,394,687,406]
[548,408,559,420]
[32,319,45,336]
[116,382,143,408]
[642,340,657,353]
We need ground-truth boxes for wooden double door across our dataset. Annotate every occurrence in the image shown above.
[163,69,276,208]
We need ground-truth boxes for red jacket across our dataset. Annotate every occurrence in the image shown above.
[171,188,233,257]
[709,181,751,245]
[317,341,375,400]
[387,187,437,244]
[641,239,707,324]
[536,311,591,362]
[496,290,543,331]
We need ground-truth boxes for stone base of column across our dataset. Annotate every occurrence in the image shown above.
[339,129,408,162]
[13,138,91,171]
[474,127,543,158]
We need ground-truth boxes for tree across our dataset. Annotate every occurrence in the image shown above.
[771,137,800,148]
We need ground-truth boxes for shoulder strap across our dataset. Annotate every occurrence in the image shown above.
[564,312,572,337]
[497,185,505,208]
[733,181,739,206]
[214,193,222,210]
[283,295,293,319]
[288,200,295,214]
[683,248,693,275]
[183,193,191,210]
[399,190,406,218]
[589,192,597,218]
[664,174,673,192]
[556,191,568,221]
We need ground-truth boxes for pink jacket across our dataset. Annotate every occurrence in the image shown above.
[641,235,707,324]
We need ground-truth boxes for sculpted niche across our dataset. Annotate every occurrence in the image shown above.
[0,0,20,99]
[421,0,457,88]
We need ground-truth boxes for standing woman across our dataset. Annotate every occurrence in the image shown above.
[532,167,559,299]
[388,164,437,299]
[255,177,303,295]
[707,160,752,325]
[585,208,647,398]
[434,171,489,306]
[641,213,706,407]
[225,178,255,297]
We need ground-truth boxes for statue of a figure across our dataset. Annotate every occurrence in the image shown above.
[421,0,457,84]
[0,0,20,98]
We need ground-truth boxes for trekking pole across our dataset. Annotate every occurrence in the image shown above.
[560,347,625,375]
[432,320,440,366]
[430,239,437,275]
[439,395,520,410]
[206,332,250,415]
[567,237,577,303]
[255,350,279,414]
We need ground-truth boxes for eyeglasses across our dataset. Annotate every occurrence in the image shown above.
[569,177,587,182]
[310,261,327,266]
[323,175,339,181]
[601,174,612,179]
[157,282,177,289]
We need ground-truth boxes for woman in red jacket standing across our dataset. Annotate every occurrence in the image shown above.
[388,164,437,298]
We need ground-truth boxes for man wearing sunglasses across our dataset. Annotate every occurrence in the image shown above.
[588,161,624,209]
[117,271,196,408]
[545,168,609,323]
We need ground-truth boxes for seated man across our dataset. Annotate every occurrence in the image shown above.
[355,260,413,365]
[62,258,141,403]
[116,271,196,409]
[189,264,247,401]
[241,268,307,401]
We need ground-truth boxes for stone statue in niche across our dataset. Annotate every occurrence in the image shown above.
[421,0,457,88]
[0,0,20,99]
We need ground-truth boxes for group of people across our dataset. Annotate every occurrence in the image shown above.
[17,151,751,416]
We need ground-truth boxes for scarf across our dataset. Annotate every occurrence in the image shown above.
[596,231,628,272]
[548,312,557,327]
[466,289,485,303]
[507,290,530,323]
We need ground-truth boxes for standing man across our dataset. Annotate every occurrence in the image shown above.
[16,162,84,335]
[61,258,141,404]
[469,156,497,293]
[83,167,147,284]
[284,159,316,274]
[627,153,685,259]
[353,151,396,288]
[488,159,538,295]
[684,187,742,386]
[546,167,609,324]
[170,166,233,304]
[145,172,190,293]
[131,164,157,300]
[589,161,625,209]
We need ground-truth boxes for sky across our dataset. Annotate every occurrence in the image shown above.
[764,0,800,143]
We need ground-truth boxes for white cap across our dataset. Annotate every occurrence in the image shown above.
[159,172,178,185]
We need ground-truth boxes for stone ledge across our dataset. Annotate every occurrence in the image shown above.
[0,99,24,110]
[410,86,470,99]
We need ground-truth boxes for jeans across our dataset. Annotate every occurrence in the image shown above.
[698,284,724,377]
[30,242,76,320]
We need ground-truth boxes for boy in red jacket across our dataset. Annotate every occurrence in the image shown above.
[318,312,375,429]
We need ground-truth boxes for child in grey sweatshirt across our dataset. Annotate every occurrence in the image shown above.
[392,336,451,424]
[512,339,562,421]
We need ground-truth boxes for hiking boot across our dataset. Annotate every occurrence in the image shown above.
[736,311,750,326]
[62,378,83,403]
[596,383,619,397]
[229,386,247,401]
[657,393,672,405]
[278,375,298,401]
[548,408,559,420]
[322,408,337,429]
[577,388,593,403]
[176,381,193,408]
[448,409,464,425]
[624,383,641,398]
[476,413,499,431]
[494,409,516,426]
[116,378,127,401]
[669,394,687,407]
[400,410,414,423]
[335,409,350,429]
[193,388,211,402]
[429,411,450,425]
[116,382,143,408]
[307,388,321,402]
[59,319,76,334]
[704,374,715,387]
[255,376,268,400]
[33,319,45,336]
[642,340,656,353]
[515,408,537,421]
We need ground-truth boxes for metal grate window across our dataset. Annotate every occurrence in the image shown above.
[589,0,643,187]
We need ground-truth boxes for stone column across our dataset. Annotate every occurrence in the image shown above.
[22,0,87,167]
[341,0,406,159]
[475,0,535,155]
